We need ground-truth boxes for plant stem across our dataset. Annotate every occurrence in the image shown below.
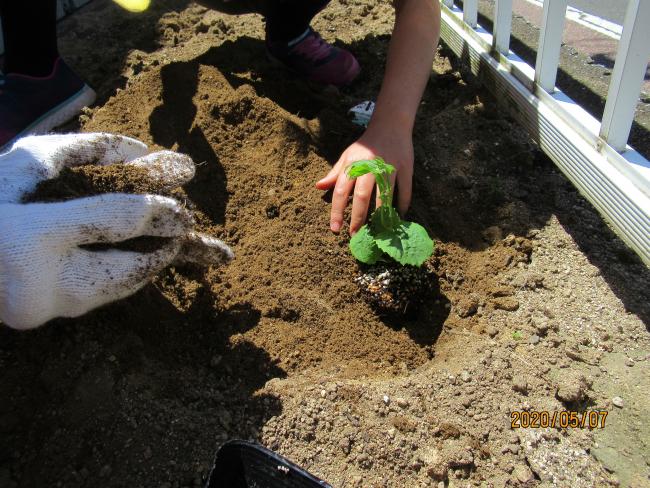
[378,173,393,208]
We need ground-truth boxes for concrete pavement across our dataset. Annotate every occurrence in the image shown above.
[568,0,629,25]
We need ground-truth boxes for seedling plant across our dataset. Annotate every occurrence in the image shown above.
[346,158,434,266]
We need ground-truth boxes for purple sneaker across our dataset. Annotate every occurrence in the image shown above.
[0,58,96,152]
[267,28,360,86]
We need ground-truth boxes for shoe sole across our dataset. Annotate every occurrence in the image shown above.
[0,84,97,153]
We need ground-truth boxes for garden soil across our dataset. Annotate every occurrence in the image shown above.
[23,165,165,202]
[1,1,649,487]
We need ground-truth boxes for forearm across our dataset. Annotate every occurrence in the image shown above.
[368,0,440,137]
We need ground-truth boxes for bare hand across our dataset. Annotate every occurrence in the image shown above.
[315,128,413,234]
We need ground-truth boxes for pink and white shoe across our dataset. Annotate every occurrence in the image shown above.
[267,28,361,86]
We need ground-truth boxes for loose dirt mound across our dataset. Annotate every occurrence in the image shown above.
[1,2,648,488]
[79,46,536,377]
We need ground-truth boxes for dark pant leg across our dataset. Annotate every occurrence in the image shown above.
[265,0,331,42]
[197,0,331,42]
[1,0,59,76]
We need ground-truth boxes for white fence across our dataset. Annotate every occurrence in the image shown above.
[439,0,650,265]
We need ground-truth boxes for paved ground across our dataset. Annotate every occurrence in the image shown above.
[568,0,629,25]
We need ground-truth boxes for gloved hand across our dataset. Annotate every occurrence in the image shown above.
[0,133,233,330]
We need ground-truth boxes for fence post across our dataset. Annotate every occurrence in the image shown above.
[463,0,478,28]
[492,0,513,55]
[534,0,568,93]
[599,0,650,152]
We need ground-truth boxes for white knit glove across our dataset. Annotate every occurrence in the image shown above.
[0,133,233,330]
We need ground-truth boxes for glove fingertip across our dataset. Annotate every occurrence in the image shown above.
[175,232,234,266]
[144,194,194,235]
[127,151,196,188]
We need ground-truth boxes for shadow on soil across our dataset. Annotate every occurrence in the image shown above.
[192,35,366,161]
[380,277,450,349]
[57,0,192,102]
[451,36,650,328]
[0,282,284,487]
[150,60,229,225]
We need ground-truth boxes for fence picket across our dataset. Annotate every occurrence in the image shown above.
[534,0,568,93]
[463,0,478,28]
[599,0,650,152]
[493,0,513,55]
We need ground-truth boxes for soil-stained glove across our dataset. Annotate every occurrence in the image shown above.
[0,133,233,330]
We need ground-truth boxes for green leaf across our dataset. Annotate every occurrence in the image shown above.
[346,158,396,207]
[375,221,434,266]
[349,224,383,264]
[346,158,395,179]
[346,160,375,179]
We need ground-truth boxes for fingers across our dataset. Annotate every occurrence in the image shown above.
[317,160,356,233]
[396,166,413,217]
[61,232,233,318]
[126,151,196,189]
[43,194,193,246]
[350,174,375,235]
[65,240,182,314]
[10,133,195,189]
[330,170,355,233]
[174,232,234,266]
[315,164,339,190]
[13,133,149,171]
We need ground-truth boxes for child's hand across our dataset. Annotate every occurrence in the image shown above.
[315,126,413,234]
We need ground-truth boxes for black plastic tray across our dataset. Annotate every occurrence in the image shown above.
[205,440,332,488]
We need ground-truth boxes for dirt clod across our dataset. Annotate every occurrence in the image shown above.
[354,262,437,315]
[23,164,166,202]
[556,373,591,404]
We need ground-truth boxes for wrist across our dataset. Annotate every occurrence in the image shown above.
[367,109,414,139]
